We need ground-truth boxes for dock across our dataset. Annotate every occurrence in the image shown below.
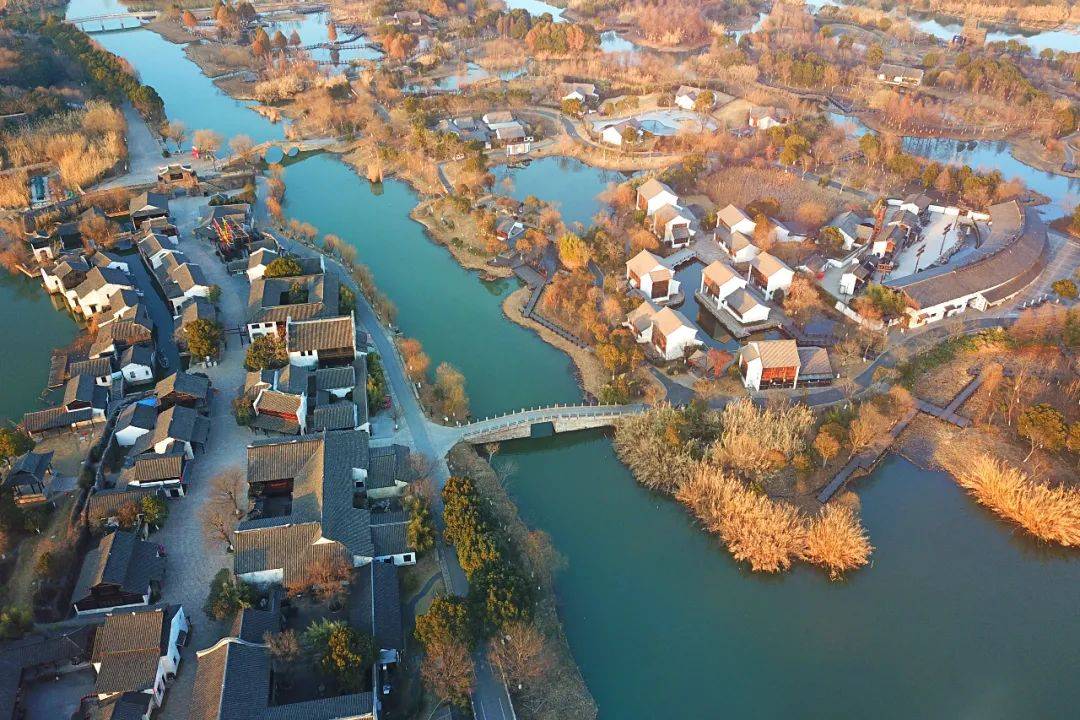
[47,351,68,389]
[693,291,779,339]
[817,374,982,503]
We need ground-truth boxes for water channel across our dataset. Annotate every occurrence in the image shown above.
[17,5,1080,716]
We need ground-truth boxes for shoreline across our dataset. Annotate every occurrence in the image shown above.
[448,443,598,720]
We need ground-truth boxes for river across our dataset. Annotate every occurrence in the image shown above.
[803,0,1079,54]
[33,5,1080,717]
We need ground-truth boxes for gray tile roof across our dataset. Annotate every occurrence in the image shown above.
[247,273,339,325]
[277,364,310,395]
[311,402,356,432]
[92,318,154,358]
[155,371,211,402]
[314,366,354,391]
[70,356,114,379]
[233,521,322,576]
[120,342,154,370]
[22,406,94,434]
[243,431,373,559]
[121,453,185,485]
[94,691,154,720]
[372,562,403,652]
[75,266,131,297]
[92,606,176,695]
[64,372,97,407]
[6,450,53,485]
[0,627,93,715]
[190,639,271,720]
[370,521,409,557]
[86,488,161,523]
[72,531,164,603]
[116,403,157,433]
[169,262,208,292]
[286,316,355,354]
[367,445,409,491]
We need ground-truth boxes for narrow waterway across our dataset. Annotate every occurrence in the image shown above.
[26,7,1080,717]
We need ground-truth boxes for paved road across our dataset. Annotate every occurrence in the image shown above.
[156,198,252,720]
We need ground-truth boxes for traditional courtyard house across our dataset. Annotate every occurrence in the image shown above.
[155,371,211,411]
[285,314,358,369]
[120,453,186,496]
[128,192,170,230]
[91,605,189,711]
[24,229,55,263]
[675,85,711,111]
[130,405,209,459]
[717,204,757,236]
[494,121,527,144]
[72,530,165,615]
[137,232,180,270]
[163,261,212,316]
[748,106,791,130]
[70,356,115,387]
[738,339,834,390]
[3,451,54,506]
[190,635,375,720]
[0,626,94,719]
[174,298,217,358]
[626,249,680,303]
[636,178,680,216]
[115,402,158,448]
[840,262,872,296]
[439,115,490,144]
[233,431,377,584]
[827,210,874,250]
[876,63,924,87]
[118,343,156,385]
[245,246,278,281]
[482,110,515,127]
[646,307,701,361]
[41,254,89,295]
[246,272,340,341]
[652,204,694,248]
[90,316,154,360]
[747,252,794,299]
[600,118,642,146]
[98,288,145,327]
[624,300,659,343]
[85,487,163,532]
[73,266,135,319]
[22,373,109,439]
[393,9,428,29]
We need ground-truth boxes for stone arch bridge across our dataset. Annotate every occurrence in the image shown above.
[429,403,646,453]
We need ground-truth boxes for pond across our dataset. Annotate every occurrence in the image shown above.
[828,112,1080,213]
[491,157,623,229]
[501,0,565,22]
[264,11,383,66]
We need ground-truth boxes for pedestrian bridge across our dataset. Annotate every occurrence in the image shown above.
[450,403,647,445]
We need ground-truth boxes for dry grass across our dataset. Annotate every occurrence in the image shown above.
[703,166,843,219]
[677,464,873,577]
[946,453,1080,547]
[0,171,29,209]
[2,101,126,192]
[802,504,873,579]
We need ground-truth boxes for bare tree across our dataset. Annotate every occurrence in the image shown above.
[229,134,255,165]
[488,621,551,693]
[421,640,475,708]
[193,129,224,167]
[201,469,248,550]
[284,551,351,603]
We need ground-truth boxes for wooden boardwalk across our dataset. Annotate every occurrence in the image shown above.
[817,375,982,503]
[47,351,68,390]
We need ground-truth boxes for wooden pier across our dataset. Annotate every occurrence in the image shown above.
[47,351,68,389]
[817,375,982,503]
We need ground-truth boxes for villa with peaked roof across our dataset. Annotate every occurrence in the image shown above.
[748,252,794,299]
[625,303,700,362]
[636,179,679,216]
[738,339,835,390]
[626,249,680,303]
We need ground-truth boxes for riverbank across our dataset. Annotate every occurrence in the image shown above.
[410,200,514,278]
[502,286,605,397]
[447,443,598,720]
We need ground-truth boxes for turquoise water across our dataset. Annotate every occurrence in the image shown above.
[496,438,1080,719]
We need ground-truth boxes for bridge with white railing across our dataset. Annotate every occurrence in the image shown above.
[428,403,647,450]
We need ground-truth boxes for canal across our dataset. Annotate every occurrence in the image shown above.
[25,5,1080,717]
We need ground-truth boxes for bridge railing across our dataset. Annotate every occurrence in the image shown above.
[459,403,645,436]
